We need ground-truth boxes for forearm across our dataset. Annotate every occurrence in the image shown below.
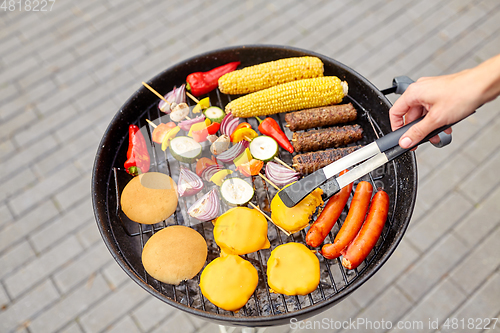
[468,54,500,106]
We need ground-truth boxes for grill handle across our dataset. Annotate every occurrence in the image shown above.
[380,75,414,95]
[380,76,452,148]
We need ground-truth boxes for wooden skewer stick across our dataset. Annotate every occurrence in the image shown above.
[185,91,200,104]
[145,119,157,128]
[248,202,291,237]
[142,81,190,120]
[142,82,170,104]
[274,157,295,171]
[258,173,280,190]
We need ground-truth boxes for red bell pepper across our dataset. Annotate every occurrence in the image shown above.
[207,122,220,135]
[124,124,150,176]
[231,127,258,142]
[233,122,252,131]
[229,122,252,142]
[186,61,240,96]
[256,117,294,154]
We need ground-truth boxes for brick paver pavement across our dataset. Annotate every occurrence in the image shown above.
[1,0,499,332]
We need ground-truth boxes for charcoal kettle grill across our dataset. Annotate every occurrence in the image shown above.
[92,45,419,327]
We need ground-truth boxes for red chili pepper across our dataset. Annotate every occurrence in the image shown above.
[256,117,294,154]
[186,61,241,96]
[207,122,220,135]
[124,124,150,176]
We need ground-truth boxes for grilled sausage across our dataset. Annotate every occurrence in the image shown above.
[292,125,363,152]
[285,103,357,132]
[342,190,389,270]
[320,181,373,259]
[306,170,352,248]
[292,146,361,174]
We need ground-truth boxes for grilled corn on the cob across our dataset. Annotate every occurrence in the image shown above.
[225,76,348,118]
[218,56,324,95]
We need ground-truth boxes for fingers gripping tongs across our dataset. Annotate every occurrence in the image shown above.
[278,116,456,208]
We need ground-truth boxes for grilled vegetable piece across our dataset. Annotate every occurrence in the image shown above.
[225,77,348,118]
[151,121,176,144]
[169,103,190,122]
[292,124,363,153]
[285,103,357,132]
[161,126,181,151]
[256,117,294,154]
[292,146,361,174]
[220,178,254,206]
[236,159,264,177]
[204,106,225,124]
[192,97,210,114]
[187,61,241,96]
[196,156,218,176]
[271,185,324,233]
[210,134,230,155]
[218,56,324,95]
[249,136,279,162]
[169,136,202,163]
[231,127,258,143]
[124,124,150,176]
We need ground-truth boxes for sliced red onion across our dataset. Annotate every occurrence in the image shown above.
[177,167,204,197]
[187,188,220,222]
[216,141,247,164]
[200,164,224,182]
[265,161,300,187]
[220,112,240,136]
[158,84,187,113]
[178,115,205,132]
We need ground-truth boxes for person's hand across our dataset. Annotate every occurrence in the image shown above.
[389,54,500,149]
[390,71,478,148]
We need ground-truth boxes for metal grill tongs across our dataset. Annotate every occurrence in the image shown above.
[279,115,456,208]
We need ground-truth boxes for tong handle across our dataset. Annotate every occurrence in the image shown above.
[379,75,452,151]
[375,117,423,153]
[384,121,455,161]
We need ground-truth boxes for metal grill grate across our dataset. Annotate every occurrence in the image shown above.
[108,88,400,318]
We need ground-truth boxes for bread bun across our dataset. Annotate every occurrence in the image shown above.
[121,172,177,225]
[141,225,207,285]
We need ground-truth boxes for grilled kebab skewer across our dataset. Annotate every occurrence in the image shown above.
[291,124,363,152]
[292,146,361,174]
[285,103,357,131]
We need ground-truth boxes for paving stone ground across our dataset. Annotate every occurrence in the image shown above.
[1,0,499,332]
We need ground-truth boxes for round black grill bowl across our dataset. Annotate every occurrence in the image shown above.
[92,45,417,327]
